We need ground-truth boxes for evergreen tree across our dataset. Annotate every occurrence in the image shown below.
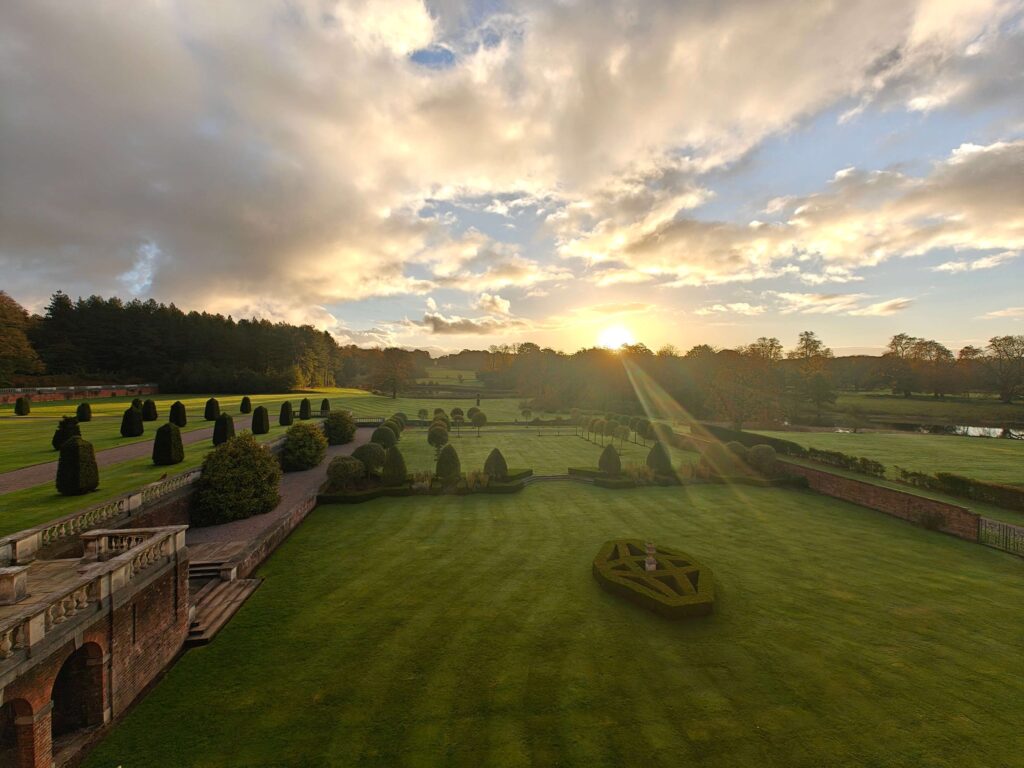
[169,400,187,427]
[240,396,252,413]
[51,416,81,451]
[120,406,144,437]
[76,402,92,422]
[382,446,408,487]
[153,423,185,465]
[204,397,220,420]
[251,405,270,434]
[56,437,99,496]
[279,401,294,426]
[213,413,235,445]
[141,399,158,421]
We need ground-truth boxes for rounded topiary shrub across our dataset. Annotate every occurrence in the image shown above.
[279,401,294,427]
[141,399,158,421]
[131,398,143,410]
[324,411,356,445]
[746,444,779,475]
[14,397,30,416]
[646,442,673,475]
[327,456,364,491]
[433,408,446,418]
[726,441,749,462]
[352,442,386,476]
[467,406,479,420]
[387,416,405,433]
[427,424,449,453]
[382,419,402,439]
[251,405,270,435]
[599,444,622,475]
[470,410,487,435]
[436,443,461,484]
[51,416,81,451]
[120,406,144,437]
[204,398,220,421]
[192,433,281,526]
[371,425,397,449]
[240,396,252,414]
[213,413,235,446]
[381,446,408,487]
[76,402,92,422]
[281,422,327,472]
[169,400,187,427]
[392,411,407,426]
[55,437,99,496]
[484,448,508,480]
[299,398,312,420]
[451,407,464,419]
[153,422,185,466]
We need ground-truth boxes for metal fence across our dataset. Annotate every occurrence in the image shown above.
[979,518,1024,557]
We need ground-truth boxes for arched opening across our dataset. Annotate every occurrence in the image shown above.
[50,643,104,742]
[0,698,34,768]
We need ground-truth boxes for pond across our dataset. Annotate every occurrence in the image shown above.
[867,423,1024,439]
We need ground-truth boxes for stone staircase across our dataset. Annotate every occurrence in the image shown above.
[186,578,261,647]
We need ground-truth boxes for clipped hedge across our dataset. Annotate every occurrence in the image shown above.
[14,397,30,416]
[436,444,461,484]
[352,442,386,476]
[251,405,270,435]
[594,476,636,489]
[382,446,408,487]
[326,455,364,491]
[141,399,158,421]
[169,400,187,427]
[281,422,327,472]
[153,423,185,466]
[484,448,508,480]
[372,425,397,449]
[192,433,281,526]
[807,448,886,478]
[76,402,92,422]
[56,437,99,496]
[240,396,252,414]
[699,424,806,456]
[897,468,1024,512]
[51,416,81,451]
[279,401,294,426]
[213,413,235,446]
[299,398,312,420]
[324,411,357,445]
[120,406,144,438]
[204,397,220,421]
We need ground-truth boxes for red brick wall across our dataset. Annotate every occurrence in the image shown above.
[785,463,980,541]
[1,386,158,405]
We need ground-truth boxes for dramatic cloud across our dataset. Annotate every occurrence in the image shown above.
[416,311,524,335]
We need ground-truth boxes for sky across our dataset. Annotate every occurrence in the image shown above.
[1,0,1022,356]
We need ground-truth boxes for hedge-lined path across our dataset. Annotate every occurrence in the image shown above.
[0,414,259,495]
[186,427,373,546]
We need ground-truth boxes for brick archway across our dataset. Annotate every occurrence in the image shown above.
[50,642,104,741]
[0,698,47,768]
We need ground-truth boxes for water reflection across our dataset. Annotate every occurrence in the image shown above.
[870,423,1024,439]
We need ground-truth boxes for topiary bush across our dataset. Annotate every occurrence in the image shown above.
[484,448,509,480]
[324,411,357,445]
[192,433,281,526]
[321,398,331,414]
[153,423,185,465]
[746,444,779,476]
[55,437,99,496]
[326,455,365,491]
[14,396,30,416]
[281,422,327,472]
[299,398,312,420]
[131,398,143,410]
[436,444,461,484]
[392,411,407,426]
[451,407,464,419]
[592,540,714,619]
[427,424,449,454]
[646,442,673,476]
[471,410,487,436]
[141,399,158,421]
[169,400,187,427]
[204,398,220,421]
[599,444,622,475]
[120,406,144,437]
[371,425,397,449]
[213,413,235,446]
[417,408,429,421]
[51,416,81,451]
[279,401,294,426]
[240,396,252,414]
[352,442,386,476]
[382,419,403,439]
[467,406,480,420]
[382,446,408,487]
[251,405,270,435]
[76,402,92,422]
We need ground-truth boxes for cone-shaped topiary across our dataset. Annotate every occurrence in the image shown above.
[14,397,30,416]
[371,424,397,449]
[352,442,386,476]
[169,400,187,427]
[56,437,99,496]
[483,448,508,480]
[324,411,356,445]
[120,406,144,437]
[251,405,270,435]
[204,397,220,421]
[153,422,185,465]
[142,399,158,421]
[240,396,252,414]
[76,402,92,422]
[131,398,143,410]
[599,444,621,475]
[281,422,327,472]
[51,416,81,451]
[279,401,293,426]
[299,398,312,420]
[213,413,235,446]
[382,446,408,487]
[436,444,461,484]
[320,398,331,413]
[646,442,673,475]
[192,433,281,527]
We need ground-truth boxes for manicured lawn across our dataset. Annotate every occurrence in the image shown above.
[86,483,1024,767]
[831,391,1024,427]
[754,430,1024,486]
[393,428,649,475]
[0,424,292,536]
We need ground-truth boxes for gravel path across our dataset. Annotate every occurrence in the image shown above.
[0,415,255,494]
[186,427,372,545]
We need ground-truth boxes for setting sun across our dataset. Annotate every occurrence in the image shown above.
[597,324,636,350]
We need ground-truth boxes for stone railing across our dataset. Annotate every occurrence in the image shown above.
[0,526,187,664]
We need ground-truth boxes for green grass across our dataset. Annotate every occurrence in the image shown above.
[0,390,559,474]
[831,390,1024,427]
[0,424,292,536]
[86,483,1024,768]
[753,430,1024,486]
[416,367,481,388]
[394,429,649,475]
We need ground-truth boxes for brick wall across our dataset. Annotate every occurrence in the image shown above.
[785,462,980,541]
[0,386,158,405]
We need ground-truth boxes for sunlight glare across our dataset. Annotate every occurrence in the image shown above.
[597,325,636,350]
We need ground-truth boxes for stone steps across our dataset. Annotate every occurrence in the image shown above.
[186,578,261,647]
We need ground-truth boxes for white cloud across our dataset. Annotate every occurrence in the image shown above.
[695,303,766,316]
[473,292,512,315]
[933,250,1018,273]
[848,297,915,316]
[983,306,1024,319]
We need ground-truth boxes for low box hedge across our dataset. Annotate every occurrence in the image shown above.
[594,476,637,489]
[504,468,533,481]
